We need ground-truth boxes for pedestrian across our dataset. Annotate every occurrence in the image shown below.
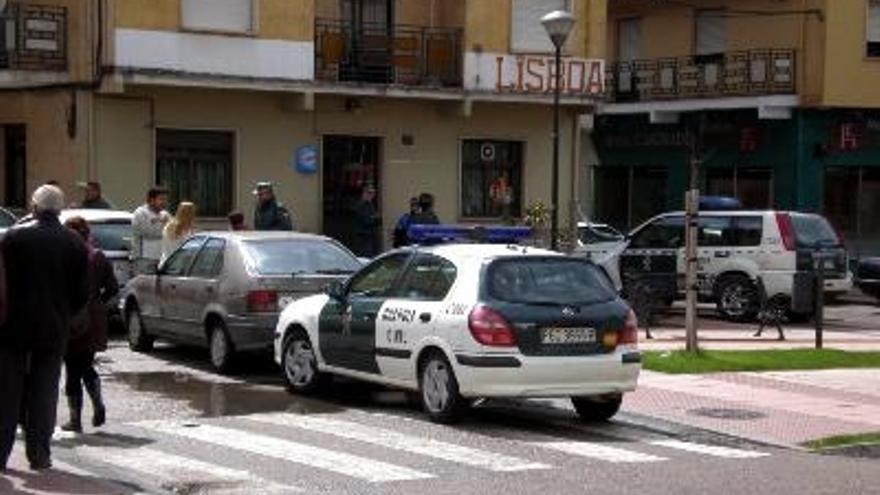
[352,184,381,258]
[227,211,247,231]
[79,181,113,209]
[392,197,419,248]
[161,202,196,264]
[0,185,89,471]
[410,193,440,225]
[60,217,118,433]
[131,187,170,273]
[253,182,293,231]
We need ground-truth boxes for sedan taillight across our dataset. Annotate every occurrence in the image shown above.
[618,309,639,347]
[247,290,278,313]
[468,305,517,347]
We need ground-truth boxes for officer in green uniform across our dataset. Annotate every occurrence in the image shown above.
[253,182,293,231]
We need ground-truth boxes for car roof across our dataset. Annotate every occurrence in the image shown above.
[414,243,562,262]
[195,231,336,243]
[59,209,133,222]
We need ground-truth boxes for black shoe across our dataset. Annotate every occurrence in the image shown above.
[85,378,106,428]
[29,459,51,471]
[62,395,84,433]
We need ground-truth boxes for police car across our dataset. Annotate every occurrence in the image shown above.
[274,226,641,423]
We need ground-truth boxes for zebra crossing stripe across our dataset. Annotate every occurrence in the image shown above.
[247,412,552,472]
[136,420,434,483]
[649,440,770,459]
[75,446,296,493]
[533,441,668,463]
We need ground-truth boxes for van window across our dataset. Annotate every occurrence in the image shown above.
[630,216,684,249]
[791,213,841,248]
[734,216,763,246]
[698,217,733,247]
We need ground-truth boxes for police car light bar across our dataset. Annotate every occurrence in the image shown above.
[408,224,532,245]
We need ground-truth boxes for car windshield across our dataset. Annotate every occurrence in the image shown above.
[486,258,616,306]
[243,239,361,276]
[791,214,841,248]
[90,221,133,252]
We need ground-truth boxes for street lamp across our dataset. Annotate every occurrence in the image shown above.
[541,10,575,251]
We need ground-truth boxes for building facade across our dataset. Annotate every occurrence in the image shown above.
[594,0,880,258]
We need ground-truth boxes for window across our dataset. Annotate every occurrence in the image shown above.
[698,217,733,247]
[190,238,226,278]
[511,0,571,53]
[395,254,457,301]
[734,216,763,247]
[461,140,524,219]
[162,237,206,276]
[348,253,410,297]
[869,0,880,57]
[630,216,685,249]
[706,167,773,209]
[618,18,642,62]
[182,0,254,33]
[156,129,234,217]
[90,221,133,253]
[824,166,880,255]
[487,258,615,306]
[242,239,361,276]
[594,166,668,231]
[695,9,726,56]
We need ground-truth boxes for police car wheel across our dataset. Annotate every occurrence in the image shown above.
[282,333,324,394]
[571,394,622,422]
[126,304,153,353]
[419,352,466,423]
[716,275,759,322]
[209,323,235,374]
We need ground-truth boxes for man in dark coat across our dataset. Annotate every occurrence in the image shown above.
[79,181,113,209]
[253,182,294,231]
[0,185,89,471]
[352,185,381,258]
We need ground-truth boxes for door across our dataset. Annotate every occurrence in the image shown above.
[2,125,26,208]
[322,135,382,253]
[377,253,458,382]
[154,236,206,339]
[340,0,393,83]
[620,215,684,301]
[177,237,226,342]
[319,252,410,373]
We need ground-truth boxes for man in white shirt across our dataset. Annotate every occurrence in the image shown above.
[131,187,170,273]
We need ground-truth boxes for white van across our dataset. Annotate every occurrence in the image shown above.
[581,211,852,321]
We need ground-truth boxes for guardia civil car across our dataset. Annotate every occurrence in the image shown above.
[274,227,641,423]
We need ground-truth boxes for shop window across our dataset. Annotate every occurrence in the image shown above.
[182,0,254,33]
[825,166,880,256]
[706,167,772,209]
[156,129,234,218]
[695,9,726,56]
[869,0,880,57]
[461,140,523,219]
[510,0,571,54]
[594,166,668,231]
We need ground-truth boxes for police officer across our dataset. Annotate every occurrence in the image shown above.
[253,182,294,231]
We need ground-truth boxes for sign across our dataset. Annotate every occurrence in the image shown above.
[465,52,605,96]
[480,143,495,162]
[292,145,318,174]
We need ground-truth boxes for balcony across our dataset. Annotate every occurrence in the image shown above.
[606,49,796,103]
[0,3,67,72]
[315,19,462,88]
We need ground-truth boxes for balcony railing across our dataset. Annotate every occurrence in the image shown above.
[0,3,67,71]
[315,19,462,88]
[606,49,796,103]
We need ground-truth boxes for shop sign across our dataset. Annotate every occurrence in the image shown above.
[292,145,318,174]
[599,130,690,149]
[466,53,605,96]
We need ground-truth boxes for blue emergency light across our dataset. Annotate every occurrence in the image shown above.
[699,196,742,211]
[408,224,532,245]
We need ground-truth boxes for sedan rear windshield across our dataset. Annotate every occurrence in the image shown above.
[91,222,132,252]
[243,239,361,276]
[486,258,616,306]
[791,214,841,248]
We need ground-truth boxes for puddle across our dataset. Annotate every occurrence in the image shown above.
[112,372,345,417]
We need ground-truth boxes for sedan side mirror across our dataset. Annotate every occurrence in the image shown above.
[326,281,347,301]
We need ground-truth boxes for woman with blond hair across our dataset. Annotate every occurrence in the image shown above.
[161,201,196,264]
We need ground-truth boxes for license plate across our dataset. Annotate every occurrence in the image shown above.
[541,327,596,345]
[278,295,296,310]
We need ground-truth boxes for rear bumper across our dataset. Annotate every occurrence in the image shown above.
[453,350,640,398]
[226,314,278,352]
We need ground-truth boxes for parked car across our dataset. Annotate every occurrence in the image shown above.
[121,232,363,373]
[856,257,880,302]
[580,210,851,321]
[573,221,626,290]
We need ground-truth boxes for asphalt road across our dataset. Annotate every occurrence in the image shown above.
[38,340,880,495]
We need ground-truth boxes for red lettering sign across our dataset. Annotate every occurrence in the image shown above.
[489,55,605,96]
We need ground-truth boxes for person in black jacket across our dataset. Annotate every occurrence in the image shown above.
[253,182,293,231]
[352,184,381,258]
[0,185,89,471]
[60,217,118,433]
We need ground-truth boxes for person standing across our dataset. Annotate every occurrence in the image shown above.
[79,182,113,209]
[253,182,293,231]
[352,185,381,258]
[161,202,196,264]
[132,187,170,273]
[60,217,118,433]
[0,185,89,471]
[410,193,440,225]
[392,197,419,248]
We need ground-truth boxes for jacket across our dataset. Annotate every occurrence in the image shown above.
[254,200,293,231]
[68,247,118,355]
[0,213,90,351]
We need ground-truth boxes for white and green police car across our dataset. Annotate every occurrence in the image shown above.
[274,227,641,423]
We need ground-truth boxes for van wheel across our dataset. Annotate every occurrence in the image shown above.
[419,352,467,424]
[571,394,623,422]
[127,304,154,352]
[716,275,759,322]
[209,322,236,374]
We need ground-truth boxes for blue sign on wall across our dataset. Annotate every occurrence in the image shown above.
[292,145,318,174]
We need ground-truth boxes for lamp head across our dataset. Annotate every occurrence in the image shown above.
[541,10,576,48]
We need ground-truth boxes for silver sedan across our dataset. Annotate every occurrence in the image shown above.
[120,231,362,373]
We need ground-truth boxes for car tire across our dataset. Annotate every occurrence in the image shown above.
[419,352,467,424]
[281,332,325,395]
[571,394,623,422]
[126,304,154,352]
[208,322,236,374]
[715,275,759,322]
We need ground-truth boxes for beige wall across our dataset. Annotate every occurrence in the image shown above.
[94,87,579,243]
[822,0,880,108]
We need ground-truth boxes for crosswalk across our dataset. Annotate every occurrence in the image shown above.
[55,409,772,494]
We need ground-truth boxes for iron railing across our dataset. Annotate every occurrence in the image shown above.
[315,19,462,87]
[0,3,67,71]
[606,49,796,102]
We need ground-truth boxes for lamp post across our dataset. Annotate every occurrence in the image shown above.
[541,10,575,251]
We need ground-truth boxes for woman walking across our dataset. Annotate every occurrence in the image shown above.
[61,217,118,433]
[161,201,196,264]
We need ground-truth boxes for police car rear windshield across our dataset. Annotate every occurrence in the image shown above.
[243,239,361,276]
[791,213,841,248]
[486,258,616,306]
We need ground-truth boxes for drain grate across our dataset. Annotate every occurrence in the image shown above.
[689,407,767,420]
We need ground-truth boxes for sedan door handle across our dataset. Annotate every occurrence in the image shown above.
[419,312,432,323]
